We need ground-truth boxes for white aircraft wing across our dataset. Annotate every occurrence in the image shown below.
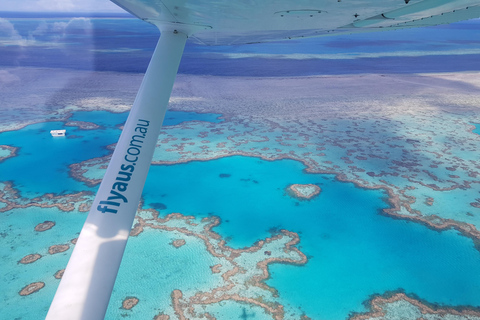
[46,1,480,319]
[111,0,480,44]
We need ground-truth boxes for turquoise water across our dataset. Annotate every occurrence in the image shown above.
[106,229,227,319]
[2,111,480,319]
[140,156,480,319]
[0,116,124,195]
[473,123,480,135]
[1,207,85,319]
[0,146,11,158]
[0,110,221,196]
[185,300,273,320]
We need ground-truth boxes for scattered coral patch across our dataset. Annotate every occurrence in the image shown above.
[19,254,42,264]
[171,239,186,248]
[0,145,18,163]
[425,197,434,206]
[471,199,480,208]
[19,282,45,296]
[351,292,480,320]
[210,264,222,274]
[64,120,101,130]
[34,221,55,232]
[287,184,321,200]
[48,244,70,254]
[54,269,65,279]
[130,223,144,237]
[122,297,139,310]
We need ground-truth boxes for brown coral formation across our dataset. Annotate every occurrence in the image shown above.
[425,197,434,206]
[68,144,116,187]
[130,223,144,236]
[19,282,45,296]
[121,297,139,310]
[65,120,101,130]
[350,292,480,320]
[132,210,307,320]
[48,244,70,255]
[171,239,186,248]
[171,290,187,320]
[34,221,55,232]
[471,199,480,208]
[54,269,65,279]
[334,176,480,250]
[78,201,92,212]
[0,145,18,163]
[0,181,92,213]
[287,184,321,200]
[19,254,41,264]
[210,264,222,274]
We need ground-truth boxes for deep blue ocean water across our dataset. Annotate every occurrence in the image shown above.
[0,13,479,75]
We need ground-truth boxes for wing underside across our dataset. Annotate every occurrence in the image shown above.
[111,0,480,44]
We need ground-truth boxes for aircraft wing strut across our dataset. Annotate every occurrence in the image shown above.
[46,29,187,320]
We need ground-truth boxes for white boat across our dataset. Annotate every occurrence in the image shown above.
[50,130,66,137]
